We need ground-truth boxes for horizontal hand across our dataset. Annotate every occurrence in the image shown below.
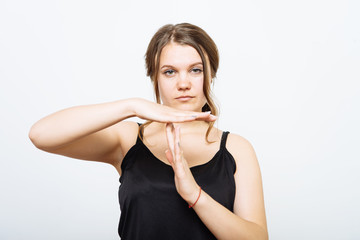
[132,98,217,123]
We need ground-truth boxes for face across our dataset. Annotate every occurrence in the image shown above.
[157,42,207,112]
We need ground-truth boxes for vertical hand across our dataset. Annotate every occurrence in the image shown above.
[165,123,200,205]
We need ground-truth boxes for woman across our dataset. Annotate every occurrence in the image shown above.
[29,23,268,240]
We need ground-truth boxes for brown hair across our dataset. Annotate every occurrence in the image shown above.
[141,23,219,142]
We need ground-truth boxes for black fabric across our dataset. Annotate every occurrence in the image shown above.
[118,131,236,240]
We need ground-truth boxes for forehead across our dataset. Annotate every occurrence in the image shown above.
[159,42,202,67]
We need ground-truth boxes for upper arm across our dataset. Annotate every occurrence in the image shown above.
[227,134,268,233]
[44,121,139,169]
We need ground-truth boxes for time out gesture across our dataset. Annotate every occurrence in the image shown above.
[30,23,268,240]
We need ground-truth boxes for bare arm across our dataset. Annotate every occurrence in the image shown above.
[165,125,268,240]
[29,99,136,166]
[29,98,216,172]
[192,134,268,240]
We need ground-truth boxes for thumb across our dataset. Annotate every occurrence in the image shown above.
[165,149,174,165]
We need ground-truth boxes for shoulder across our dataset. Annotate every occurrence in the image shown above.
[226,133,256,154]
[115,121,140,143]
[115,121,140,134]
[225,133,259,173]
[110,121,140,175]
[113,121,140,156]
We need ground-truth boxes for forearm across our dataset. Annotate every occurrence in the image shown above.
[193,191,268,240]
[29,98,136,150]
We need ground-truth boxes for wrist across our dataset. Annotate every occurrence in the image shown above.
[120,98,140,118]
[191,188,208,210]
[184,184,200,205]
[188,186,202,208]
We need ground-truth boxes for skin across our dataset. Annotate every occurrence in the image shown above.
[29,42,268,240]
[158,42,207,112]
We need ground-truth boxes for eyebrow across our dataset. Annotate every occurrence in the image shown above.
[160,62,203,70]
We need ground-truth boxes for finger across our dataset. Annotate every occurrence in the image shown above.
[173,111,216,123]
[165,149,174,166]
[193,111,217,122]
[165,114,200,123]
[165,123,175,156]
[175,130,189,169]
[174,126,181,162]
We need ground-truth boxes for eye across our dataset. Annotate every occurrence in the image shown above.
[163,69,176,76]
[191,68,203,74]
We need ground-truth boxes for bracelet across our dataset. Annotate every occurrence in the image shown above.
[188,187,202,208]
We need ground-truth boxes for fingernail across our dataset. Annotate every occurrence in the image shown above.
[191,115,197,118]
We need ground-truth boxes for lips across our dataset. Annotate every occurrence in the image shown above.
[176,96,194,101]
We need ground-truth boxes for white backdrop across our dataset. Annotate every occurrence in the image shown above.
[1,0,359,239]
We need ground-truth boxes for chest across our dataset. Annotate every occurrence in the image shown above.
[118,145,235,239]
[119,140,236,211]
[142,133,221,168]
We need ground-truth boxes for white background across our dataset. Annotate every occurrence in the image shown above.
[1,0,359,239]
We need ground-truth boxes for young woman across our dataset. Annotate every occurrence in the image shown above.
[29,23,268,240]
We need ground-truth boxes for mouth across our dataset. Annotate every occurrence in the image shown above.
[175,96,194,101]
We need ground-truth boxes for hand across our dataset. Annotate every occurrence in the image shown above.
[131,98,217,123]
[165,123,200,205]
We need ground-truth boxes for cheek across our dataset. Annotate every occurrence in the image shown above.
[158,79,173,102]
[197,78,208,104]
[194,77,205,94]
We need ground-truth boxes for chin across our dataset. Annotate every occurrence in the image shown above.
[175,104,202,112]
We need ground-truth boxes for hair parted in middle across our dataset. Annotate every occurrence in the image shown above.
[142,23,220,142]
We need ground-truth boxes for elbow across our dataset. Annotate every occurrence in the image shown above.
[259,226,269,240]
[263,232,269,240]
[249,223,268,240]
[28,124,48,150]
[28,124,41,148]
[248,228,268,240]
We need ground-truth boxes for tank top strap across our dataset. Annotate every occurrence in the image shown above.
[220,131,230,149]
[137,122,143,140]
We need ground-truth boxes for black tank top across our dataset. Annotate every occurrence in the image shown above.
[118,130,236,239]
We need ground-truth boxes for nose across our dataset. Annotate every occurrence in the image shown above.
[177,72,191,91]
